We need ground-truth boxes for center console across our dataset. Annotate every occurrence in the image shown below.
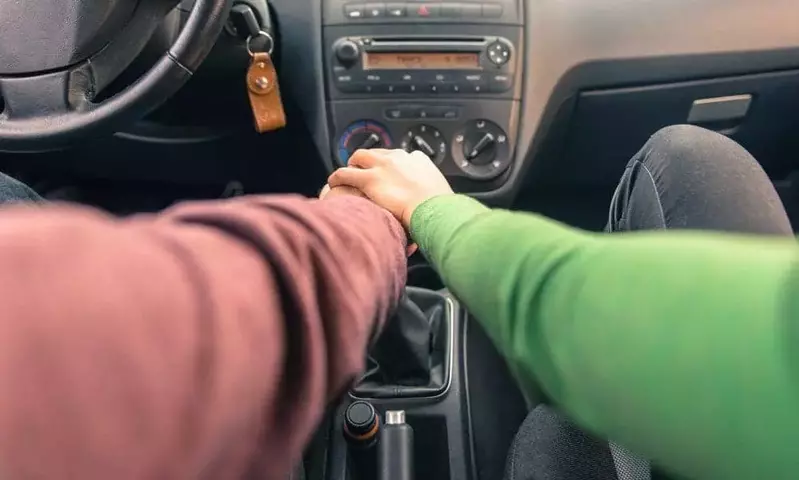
[310,4,525,479]
[323,0,524,193]
[326,286,471,480]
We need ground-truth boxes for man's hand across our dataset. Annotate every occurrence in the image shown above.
[320,180,419,256]
[327,149,454,229]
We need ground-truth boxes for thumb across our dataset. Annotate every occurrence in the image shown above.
[328,167,374,192]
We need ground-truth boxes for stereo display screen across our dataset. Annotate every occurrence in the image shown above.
[363,52,481,70]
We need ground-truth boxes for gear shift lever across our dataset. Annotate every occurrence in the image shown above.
[370,294,434,384]
[353,287,451,398]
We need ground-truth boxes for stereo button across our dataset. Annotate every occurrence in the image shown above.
[463,73,487,92]
[427,106,460,119]
[344,4,365,19]
[386,3,406,17]
[385,108,403,120]
[489,74,513,92]
[335,74,364,93]
[364,3,386,17]
[394,84,420,94]
[442,108,459,120]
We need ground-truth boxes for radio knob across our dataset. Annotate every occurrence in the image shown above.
[334,39,361,65]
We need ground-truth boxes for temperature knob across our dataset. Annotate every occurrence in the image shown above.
[452,119,511,180]
[337,121,393,165]
[401,125,446,164]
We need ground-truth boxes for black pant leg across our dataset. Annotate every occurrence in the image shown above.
[608,124,792,236]
[504,125,793,480]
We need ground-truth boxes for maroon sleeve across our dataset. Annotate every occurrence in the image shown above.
[0,195,406,479]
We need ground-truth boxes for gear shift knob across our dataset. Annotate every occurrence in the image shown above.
[353,287,451,398]
[370,294,433,384]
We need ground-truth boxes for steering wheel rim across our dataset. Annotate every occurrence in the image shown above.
[0,0,232,153]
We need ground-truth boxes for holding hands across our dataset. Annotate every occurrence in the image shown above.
[323,149,454,229]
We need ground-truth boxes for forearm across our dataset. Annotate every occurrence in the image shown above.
[0,195,406,479]
[413,195,799,480]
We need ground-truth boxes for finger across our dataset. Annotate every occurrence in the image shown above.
[408,149,434,163]
[328,167,375,191]
[349,149,388,169]
[318,184,331,199]
[326,185,368,199]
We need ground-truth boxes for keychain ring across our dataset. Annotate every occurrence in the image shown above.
[246,31,274,57]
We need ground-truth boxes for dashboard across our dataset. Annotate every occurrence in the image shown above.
[271,0,799,205]
[7,0,798,209]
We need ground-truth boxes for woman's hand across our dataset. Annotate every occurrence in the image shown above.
[327,149,454,229]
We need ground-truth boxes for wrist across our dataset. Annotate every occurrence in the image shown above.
[402,193,456,230]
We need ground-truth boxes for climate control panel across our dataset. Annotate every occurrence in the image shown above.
[335,107,512,181]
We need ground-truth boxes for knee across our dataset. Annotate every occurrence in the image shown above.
[647,125,719,159]
[640,124,746,174]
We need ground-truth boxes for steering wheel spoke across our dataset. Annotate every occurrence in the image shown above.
[0,68,93,121]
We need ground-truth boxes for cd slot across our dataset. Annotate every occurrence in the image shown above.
[368,37,485,53]
[370,36,483,43]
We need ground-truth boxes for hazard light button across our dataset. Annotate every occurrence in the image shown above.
[409,3,440,17]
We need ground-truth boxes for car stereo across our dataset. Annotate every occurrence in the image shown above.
[331,36,515,95]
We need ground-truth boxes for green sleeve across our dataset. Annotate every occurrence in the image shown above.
[411,194,799,480]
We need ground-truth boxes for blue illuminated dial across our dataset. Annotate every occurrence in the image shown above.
[337,121,393,165]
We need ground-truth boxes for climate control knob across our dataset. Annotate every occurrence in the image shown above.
[452,120,511,180]
[337,121,393,165]
[401,125,446,164]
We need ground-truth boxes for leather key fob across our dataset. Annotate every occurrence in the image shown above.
[247,52,286,133]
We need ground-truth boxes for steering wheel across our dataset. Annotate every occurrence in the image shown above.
[0,0,231,152]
